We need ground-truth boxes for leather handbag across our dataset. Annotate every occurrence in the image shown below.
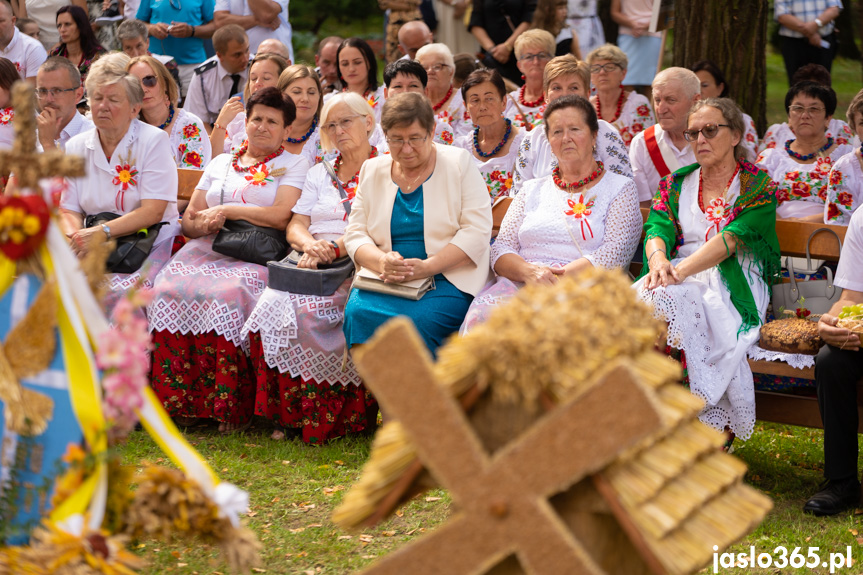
[211,174,290,266]
[351,267,435,300]
[771,228,843,315]
[84,212,165,274]
[266,159,356,295]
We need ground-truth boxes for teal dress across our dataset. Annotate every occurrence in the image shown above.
[343,185,474,355]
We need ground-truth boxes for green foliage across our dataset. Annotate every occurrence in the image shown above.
[291,0,381,37]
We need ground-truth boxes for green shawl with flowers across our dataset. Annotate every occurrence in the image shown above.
[637,161,781,334]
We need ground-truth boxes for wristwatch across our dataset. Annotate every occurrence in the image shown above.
[101,223,111,240]
[815,17,824,28]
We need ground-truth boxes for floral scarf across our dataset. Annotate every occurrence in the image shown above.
[638,160,781,334]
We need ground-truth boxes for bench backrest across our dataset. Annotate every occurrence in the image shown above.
[177,168,203,202]
[639,207,845,261]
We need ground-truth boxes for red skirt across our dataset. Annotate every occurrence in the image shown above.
[248,334,376,444]
[150,330,255,425]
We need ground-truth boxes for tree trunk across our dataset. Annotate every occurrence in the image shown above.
[672,0,769,135]
[835,0,860,60]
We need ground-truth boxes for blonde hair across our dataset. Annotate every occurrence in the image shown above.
[586,43,627,70]
[846,88,863,133]
[514,29,555,60]
[543,54,590,94]
[128,54,178,106]
[278,64,324,119]
[319,92,374,152]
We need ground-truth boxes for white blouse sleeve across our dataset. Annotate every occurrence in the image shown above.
[582,180,642,270]
[511,132,535,196]
[293,165,324,215]
[490,185,528,269]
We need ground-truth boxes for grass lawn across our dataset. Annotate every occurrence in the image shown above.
[114,44,863,575]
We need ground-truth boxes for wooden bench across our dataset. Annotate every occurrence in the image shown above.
[638,208,850,431]
[177,168,203,201]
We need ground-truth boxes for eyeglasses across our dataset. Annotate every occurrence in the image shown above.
[683,123,731,141]
[35,87,77,99]
[141,75,159,88]
[386,136,428,149]
[519,52,552,63]
[322,114,361,133]
[789,105,826,117]
[423,63,450,73]
[589,63,621,74]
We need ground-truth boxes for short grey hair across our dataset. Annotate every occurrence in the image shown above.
[381,92,435,135]
[39,56,81,87]
[653,67,701,100]
[318,92,374,152]
[117,18,149,42]
[416,43,454,70]
[85,52,143,107]
[687,98,747,161]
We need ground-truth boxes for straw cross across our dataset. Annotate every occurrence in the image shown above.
[0,82,84,190]
[353,318,665,575]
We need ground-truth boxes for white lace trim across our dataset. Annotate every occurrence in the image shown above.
[746,345,817,370]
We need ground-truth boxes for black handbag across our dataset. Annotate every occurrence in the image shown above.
[267,159,356,295]
[84,212,165,274]
[211,170,290,266]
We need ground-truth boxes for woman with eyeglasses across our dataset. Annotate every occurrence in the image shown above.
[48,5,105,82]
[460,95,641,333]
[343,92,492,356]
[327,38,385,123]
[211,53,288,156]
[417,43,471,138]
[691,60,758,161]
[149,87,308,434]
[456,68,525,202]
[636,98,780,447]
[587,44,654,149]
[59,53,179,319]
[279,65,325,165]
[503,30,555,130]
[243,93,379,443]
[756,82,852,221]
[127,55,211,169]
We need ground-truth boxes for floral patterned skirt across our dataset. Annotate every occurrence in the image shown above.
[150,330,256,425]
[248,334,376,444]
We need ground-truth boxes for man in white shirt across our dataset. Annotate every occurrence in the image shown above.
[183,24,249,129]
[213,0,292,62]
[0,0,46,84]
[628,67,700,206]
[804,206,863,516]
[35,57,92,151]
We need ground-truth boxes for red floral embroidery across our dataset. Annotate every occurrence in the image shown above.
[827,203,840,220]
[112,163,138,211]
[184,151,202,168]
[636,104,650,117]
[0,107,13,125]
[837,191,853,206]
[564,193,595,241]
[829,170,843,186]
[182,123,201,139]
[245,163,272,186]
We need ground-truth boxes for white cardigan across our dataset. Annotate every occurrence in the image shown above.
[345,144,493,296]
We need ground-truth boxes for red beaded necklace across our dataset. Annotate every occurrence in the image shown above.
[432,84,454,112]
[596,88,625,123]
[552,161,604,192]
[231,143,285,173]
[334,146,379,187]
[519,84,544,108]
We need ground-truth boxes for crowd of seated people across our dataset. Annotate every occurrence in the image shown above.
[2,4,863,520]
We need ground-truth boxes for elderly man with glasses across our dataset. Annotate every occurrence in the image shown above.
[35,56,92,151]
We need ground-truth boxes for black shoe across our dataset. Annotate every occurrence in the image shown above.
[803,478,861,516]
[95,4,122,22]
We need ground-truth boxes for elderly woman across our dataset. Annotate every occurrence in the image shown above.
[343,92,492,354]
[127,55,211,169]
[456,68,525,201]
[756,82,852,221]
[327,38,385,122]
[0,58,19,151]
[825,89,863,224]
[148,88,308,433]
[461,95,641,331]
[512,54,632,193]
[59,53,179,317]
[280,65,324,165]
[384,59,455,147]
[636,98,780,443]
[211,53,288,156]
[503,30,555,129]
[242,93,379,443]
[49,5,105,81]
[588,44,655,148]
[417,43,471,138]
[691,60,758,160]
